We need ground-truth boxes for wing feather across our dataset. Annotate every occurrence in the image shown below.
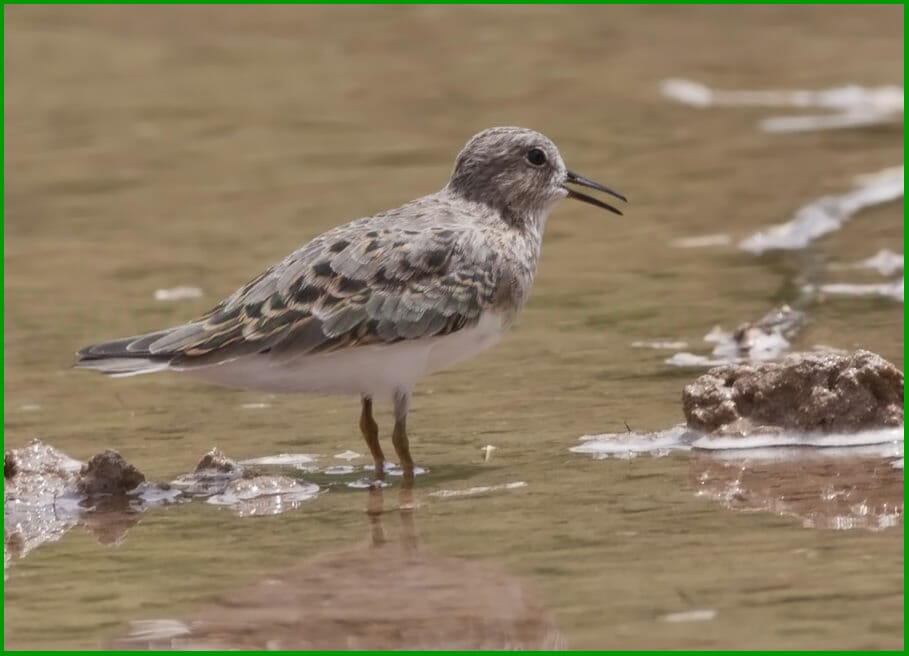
[151,204,501,368]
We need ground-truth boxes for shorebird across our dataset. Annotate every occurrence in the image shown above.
[76,127,626,478]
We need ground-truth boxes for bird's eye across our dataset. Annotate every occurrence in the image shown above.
[526,147,547,167]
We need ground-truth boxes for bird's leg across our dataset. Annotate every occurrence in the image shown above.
[359,396,385,478]
[392,390,415,481]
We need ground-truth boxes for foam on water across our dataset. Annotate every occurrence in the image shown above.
[153,286,203,301]
[699,442,903,463]
[573,425,903,460]
[239,453,319,466]
[740,166,903,254]
[631,340,689,350]
[834,249,904,276]
[692,427,903,451]
[669,234,731,248]
[812,279,904,303]
[660,78,903,134]
[430,481,527,499]
[571,426,693,459]
[659,609,717,624]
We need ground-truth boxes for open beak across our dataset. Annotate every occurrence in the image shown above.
[564,170,627,215]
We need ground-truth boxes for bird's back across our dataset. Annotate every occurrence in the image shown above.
[75,190,537,383]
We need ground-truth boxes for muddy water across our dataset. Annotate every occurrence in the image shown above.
[4,5,903,649]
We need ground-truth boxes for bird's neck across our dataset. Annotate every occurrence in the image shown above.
[443,185,551,236]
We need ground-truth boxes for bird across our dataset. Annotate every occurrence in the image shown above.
[75,126,626,479]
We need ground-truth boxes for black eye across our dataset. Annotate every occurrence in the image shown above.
[526,147,547,167]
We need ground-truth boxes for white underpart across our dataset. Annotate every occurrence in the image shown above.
[177,311,508,398]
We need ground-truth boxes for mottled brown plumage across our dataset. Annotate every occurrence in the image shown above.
[76,126,626,476]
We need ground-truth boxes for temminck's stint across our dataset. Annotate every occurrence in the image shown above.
[76,127,627,478]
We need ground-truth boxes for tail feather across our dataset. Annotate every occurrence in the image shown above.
[75,328,178,377]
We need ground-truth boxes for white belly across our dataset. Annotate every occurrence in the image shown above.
[180,312,507,398]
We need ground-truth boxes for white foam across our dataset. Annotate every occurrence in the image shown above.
[761,112,897,133]
[812,279,904,303]
[670,234,731,249]
[660,78,902,134]
[664,352,729,368]
[571,426,692,458]
[430,481,527,498]
[632,340,689,350]
[666,306,805,369]
[124,619,192,643]
[573,426,903,460]
[153,286,203,302]
[847,249,903,276]
[692,427,903,451]
[238,453,319,466]
[703,442,903,463]
[659,609,717,623]
[740,166,904,254]
[661,79,903,113]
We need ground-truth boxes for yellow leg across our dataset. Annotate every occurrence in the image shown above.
[392,390,415,480]
[359,396,385,477]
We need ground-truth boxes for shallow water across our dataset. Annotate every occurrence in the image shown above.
[4,5,904,649]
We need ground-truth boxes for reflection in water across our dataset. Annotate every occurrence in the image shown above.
[3,441,180,579]
[690,447,903,530]
[116,482,564,650]
[573,428,903,531]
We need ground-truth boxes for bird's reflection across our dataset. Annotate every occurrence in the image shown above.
[116,478,564,650]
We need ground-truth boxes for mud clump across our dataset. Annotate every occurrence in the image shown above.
[193,448,241,475]
[683,349,904,435]
[5,452,18,479]
[77,450,146,496]
[171,448,245,497]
